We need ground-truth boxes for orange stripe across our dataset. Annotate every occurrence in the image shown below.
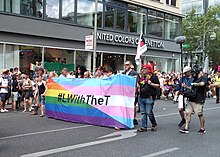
[47,82,67,90]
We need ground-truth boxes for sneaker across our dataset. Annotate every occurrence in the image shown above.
[213,96,216,99]
[1,109,5,113]
[4,109,9,112]
[151,126,157,132]
[179,128,189,134]
[178,119,186,127]
[39,114,45,117]
[197,129,206,134]
[29,108,32,112]
[133,119,138,125]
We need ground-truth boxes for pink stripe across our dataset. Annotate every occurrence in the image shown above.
[62,85,135,98]
[94,106,134,119]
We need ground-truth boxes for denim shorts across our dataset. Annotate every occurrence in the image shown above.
[12,92,19,101]
[38,96,45,106]
[0,93,9,102]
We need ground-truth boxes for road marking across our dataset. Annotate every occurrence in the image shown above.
[20,130,137,157]
[142,147,180,157]
[0,125,90,140]
[137,106,220,120]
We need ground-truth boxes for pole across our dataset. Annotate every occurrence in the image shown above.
[93,0,98,74]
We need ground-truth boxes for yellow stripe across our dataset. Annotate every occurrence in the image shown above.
[46,89,74,97]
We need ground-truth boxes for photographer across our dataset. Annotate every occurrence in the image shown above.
[179,69,207,134]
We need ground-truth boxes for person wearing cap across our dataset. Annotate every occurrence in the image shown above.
[174,66,194,128]
[0,69,10,112]
[122,61,139,125]
[136,64,160,132]
[179,68,207,134]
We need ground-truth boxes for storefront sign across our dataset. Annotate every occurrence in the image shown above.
[85,35,93,50]
[97,32,165,49]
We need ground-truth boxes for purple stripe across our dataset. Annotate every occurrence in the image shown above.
[46,110,129,129]
[61,85,135,98]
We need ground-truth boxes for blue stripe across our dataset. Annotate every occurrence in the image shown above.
[46,103,133,128]
[53,74,136,87]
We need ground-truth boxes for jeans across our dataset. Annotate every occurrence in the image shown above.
[138,97,157,128]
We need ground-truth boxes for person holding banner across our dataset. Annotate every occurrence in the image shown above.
[136,64,160,132]
[122,61,138,125]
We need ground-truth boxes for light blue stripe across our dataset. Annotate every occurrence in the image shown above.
[53,74,136,87]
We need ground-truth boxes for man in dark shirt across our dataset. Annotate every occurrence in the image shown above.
[136,64,160,132]
[179,69,207,134]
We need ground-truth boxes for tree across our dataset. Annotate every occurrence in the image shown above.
[182,6,220,67]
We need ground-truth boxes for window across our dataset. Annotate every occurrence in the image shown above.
[62,0,75,22]
[148,10,164,38]
[165,14,180,39]
[104,5,114,29]
[46,0,59,19]
[0,0,3,11]
[4,0,43,17]
[116,7,125,31]
[77,0,94,26]
[166,0,176,7]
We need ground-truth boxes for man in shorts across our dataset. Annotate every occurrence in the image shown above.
[0,69,10,112]
[179,69,207,134]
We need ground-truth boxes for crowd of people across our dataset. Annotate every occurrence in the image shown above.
[0,62,220,134]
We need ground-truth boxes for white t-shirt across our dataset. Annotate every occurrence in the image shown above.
[0,77,9,93]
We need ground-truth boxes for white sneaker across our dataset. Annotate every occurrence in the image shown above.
[213,96,216,99]
[1,109,5,113]
[4,109,9,112]
[29,108,32,112]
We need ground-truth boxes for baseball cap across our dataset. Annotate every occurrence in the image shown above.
[183,66,191,73]
[142,64,153,73]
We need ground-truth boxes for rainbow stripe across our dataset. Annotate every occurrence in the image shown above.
[45,74,136,129]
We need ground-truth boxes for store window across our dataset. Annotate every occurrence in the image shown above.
[19,46,42,74]
[148,10,164,38]
[103,53,124,72]
[76,51,92,72]
[166,0,176,7]
[104,5,114,29]
[44,48,75,74]
[0,0,3,11]
[62,0,75,22]
[46,0,59,19]
[165,14,180,40]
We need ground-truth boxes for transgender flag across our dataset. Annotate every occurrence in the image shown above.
[135,33,147,65]
[46,75,136,129]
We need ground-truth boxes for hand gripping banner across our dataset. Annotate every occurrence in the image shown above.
[46,74,136,129]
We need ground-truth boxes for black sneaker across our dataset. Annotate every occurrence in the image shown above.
[151,126,157,132]
[178,119,186,127]
[133,119,138,125]
[197,129,206,134]
[179,128,189,134]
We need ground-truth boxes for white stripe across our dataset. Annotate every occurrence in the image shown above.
[142,147,179,157]
[0,125,90,140]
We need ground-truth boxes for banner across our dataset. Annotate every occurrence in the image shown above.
[135,33,147,65]
[46,74,136,129]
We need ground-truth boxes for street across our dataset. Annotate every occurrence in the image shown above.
[1,98,220,157]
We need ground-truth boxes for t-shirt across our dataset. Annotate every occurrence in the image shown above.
[0,77,9,93]
[12,80,19,92]
[189,76,207,103]
[137,74,160,98]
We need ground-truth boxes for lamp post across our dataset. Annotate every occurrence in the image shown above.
[93,0,98,74]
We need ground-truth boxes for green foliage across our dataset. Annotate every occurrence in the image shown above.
[182,6,220,65]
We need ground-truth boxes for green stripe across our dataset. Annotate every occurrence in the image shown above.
[46,96,93,108]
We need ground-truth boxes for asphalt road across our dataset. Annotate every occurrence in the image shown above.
[1,98,220,157]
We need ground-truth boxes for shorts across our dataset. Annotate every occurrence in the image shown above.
[23,90,31,100]
[178,94,188,109]
[38,96,45,106]
[0,93,9,102]
[12,92,18,101]
[186,101,204,116]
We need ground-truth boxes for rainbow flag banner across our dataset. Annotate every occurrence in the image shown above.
[46,74,136,129]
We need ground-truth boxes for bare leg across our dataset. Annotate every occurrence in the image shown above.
[185,112,191,129]
[199,114,205,130]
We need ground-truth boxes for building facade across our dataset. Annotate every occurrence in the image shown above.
[0,0,183,74]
